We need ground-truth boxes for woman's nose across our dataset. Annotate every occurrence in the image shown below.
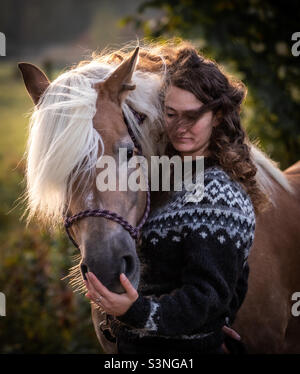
[176,128,187,136]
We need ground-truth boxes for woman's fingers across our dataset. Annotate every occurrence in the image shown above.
[84,273,98,295]
[120,273,138,301]
[83,272,139,316]
[222,325,241,340]
[85,272,111,301]
[84,277,108,307]
[84,272,138,306]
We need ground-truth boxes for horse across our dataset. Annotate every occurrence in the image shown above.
[233,153,300,353]
[19,46,300,354]
[19,47,165,353]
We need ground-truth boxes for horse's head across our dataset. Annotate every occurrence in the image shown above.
[19,48,149,294]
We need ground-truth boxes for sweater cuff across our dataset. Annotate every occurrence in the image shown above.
[116,294,151,329]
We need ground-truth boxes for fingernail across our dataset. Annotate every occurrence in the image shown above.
[120,273,126,280]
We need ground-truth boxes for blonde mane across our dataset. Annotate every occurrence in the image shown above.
[250,143,296,207]
[22,48,166,228]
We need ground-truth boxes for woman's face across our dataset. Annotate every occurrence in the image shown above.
[164,85,218,159]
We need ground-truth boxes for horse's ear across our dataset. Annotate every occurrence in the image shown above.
[18,63,50,105]
[97,47,139,104]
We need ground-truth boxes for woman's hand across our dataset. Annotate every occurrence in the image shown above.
[221,325,241,354]
[84,272,139,317]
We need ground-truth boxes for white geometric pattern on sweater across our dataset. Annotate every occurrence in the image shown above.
[143,166,256,260]
[149,167,253,219]
[127,327,215,340]
[144,301,160,331]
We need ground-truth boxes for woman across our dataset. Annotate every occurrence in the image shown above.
[84,41,270,354]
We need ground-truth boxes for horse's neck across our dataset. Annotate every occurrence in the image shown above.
[284,160,300,176]
[283,160,300,201]
[250,144,296,206]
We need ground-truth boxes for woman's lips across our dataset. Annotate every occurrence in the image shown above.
[174,137,192,142]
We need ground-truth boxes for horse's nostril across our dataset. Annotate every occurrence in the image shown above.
[121,255,134,278]
[81,263,88,280]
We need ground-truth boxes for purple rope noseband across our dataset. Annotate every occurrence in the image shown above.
[64,107,150,248]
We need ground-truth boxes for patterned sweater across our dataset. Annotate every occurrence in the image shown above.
[113,156,256,354]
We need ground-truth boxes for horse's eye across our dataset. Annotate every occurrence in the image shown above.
[127,149,134,160]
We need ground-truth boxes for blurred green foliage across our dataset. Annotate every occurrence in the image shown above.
[125,0,300,169]
[0,0,144,58]
[0,64,100,353]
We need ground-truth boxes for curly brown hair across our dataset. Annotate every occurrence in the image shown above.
[141,40,271,215]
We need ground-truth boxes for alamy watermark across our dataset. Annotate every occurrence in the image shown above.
[0,292,6,316]
[291,292,300,317]
[291,32,300,57]
[96,151,205,203]
[0,32,6,56]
